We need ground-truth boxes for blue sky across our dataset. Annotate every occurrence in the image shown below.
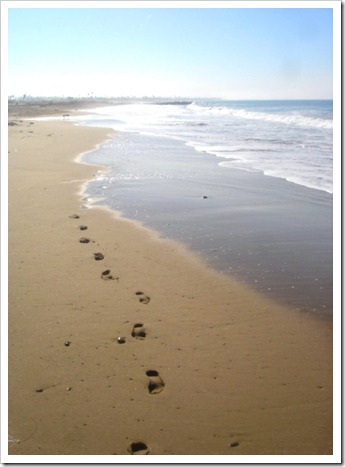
[7,4,334,99]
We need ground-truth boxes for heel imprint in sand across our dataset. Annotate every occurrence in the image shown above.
[79,237,90,243]
[146,370,165,394]
[131,323,147,339]
[128,441,149,455]
[135,291,150,304]
[79,225,88,230]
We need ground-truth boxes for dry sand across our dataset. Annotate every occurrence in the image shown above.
[7,113,333,457]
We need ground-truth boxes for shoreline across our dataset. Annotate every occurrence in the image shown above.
[80,128,333,317]
[7,115,333,457]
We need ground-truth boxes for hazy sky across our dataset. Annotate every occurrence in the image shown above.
[7,3,334,99]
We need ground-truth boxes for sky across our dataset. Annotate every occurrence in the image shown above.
[6,2,334,99]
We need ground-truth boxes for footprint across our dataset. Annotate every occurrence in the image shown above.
[79,237,90,243]
[69,214,80,219]
[135,291,150,304]
[94,252,104,261]
[128,441,149,455]
[101,269,113,280]
[132,323,146,339]
[101,270,119,281]
[146,370,165,394]
[79,225,88,231]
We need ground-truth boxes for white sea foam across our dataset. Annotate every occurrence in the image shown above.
[188,102,333,129]
[77,99,333,194]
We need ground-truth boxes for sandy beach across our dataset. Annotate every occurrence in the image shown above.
[7,108,333,457]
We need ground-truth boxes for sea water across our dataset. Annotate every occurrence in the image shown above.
[75,99,333,315]
[78,99,333,194]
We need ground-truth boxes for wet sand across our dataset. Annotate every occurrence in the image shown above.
[7,114,333,458]
[81,130,333,315]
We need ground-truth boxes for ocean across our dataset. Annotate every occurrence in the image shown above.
[77,99,333,193]
[74,99,333,315]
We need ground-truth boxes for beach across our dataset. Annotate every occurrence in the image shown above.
[7,107,333,457]
[81,126,333,316]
